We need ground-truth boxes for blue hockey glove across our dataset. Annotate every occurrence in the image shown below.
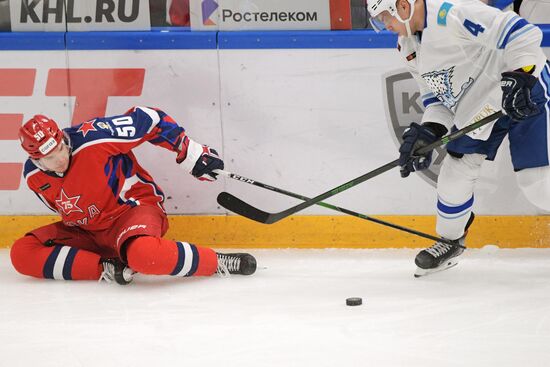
[501,71,540,121]
[177,138,224,182]
[398,122,447,178]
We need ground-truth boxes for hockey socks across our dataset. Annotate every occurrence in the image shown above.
[125,236,217,276]
[10,235,102,280]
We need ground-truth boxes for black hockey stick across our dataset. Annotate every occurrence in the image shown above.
[215,169,463,247]
[217,110,504,224]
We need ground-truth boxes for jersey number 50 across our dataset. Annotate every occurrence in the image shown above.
[112,116,136,137]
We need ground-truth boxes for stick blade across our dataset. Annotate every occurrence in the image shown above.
[217,192,272,223]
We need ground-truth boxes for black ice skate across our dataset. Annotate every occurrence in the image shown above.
[99,258,135,285]
[414,213,475,278]
[414,237,465,278]
[216,253,257,276]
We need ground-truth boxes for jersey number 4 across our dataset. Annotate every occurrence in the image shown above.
[112,116,136,137]
[463,19,485,37]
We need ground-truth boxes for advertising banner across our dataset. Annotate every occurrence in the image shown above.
[189,0,350,31]
[9,0,151,32]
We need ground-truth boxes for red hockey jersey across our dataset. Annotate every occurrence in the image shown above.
[23,107,190,231]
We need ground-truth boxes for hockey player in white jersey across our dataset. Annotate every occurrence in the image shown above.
[367,0,550,276]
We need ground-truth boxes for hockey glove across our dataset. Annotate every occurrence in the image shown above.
[398,122,447,178]
[177,138,224,182]
[500,71,540,121]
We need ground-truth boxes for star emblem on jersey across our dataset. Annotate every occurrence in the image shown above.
[55,189,84,215]
[77,120,97,137]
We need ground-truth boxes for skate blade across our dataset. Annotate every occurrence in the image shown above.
[414,258,459,278]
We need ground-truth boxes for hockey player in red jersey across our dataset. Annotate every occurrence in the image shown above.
[11,107,256,285]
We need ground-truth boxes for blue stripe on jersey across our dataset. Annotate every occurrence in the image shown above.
[498,17,529,49]
[62,247,79,280]
[105,154,134,198]
[106,157,121,197]
[437,195,474,215]
[136,172,166,203]
[423,97,441,107]
[497,15,520,48]
[120,154,134,177]
[43,245,63,279]
[188,244,199,276]
[541,63,550,93]
[170,241,185,275]
[503,23,536,49]
[148,120,185,147]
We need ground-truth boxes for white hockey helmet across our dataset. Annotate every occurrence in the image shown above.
[367,0,416,35]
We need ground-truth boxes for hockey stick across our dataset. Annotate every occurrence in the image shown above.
[215,169,464,247]
[217,110,504,224]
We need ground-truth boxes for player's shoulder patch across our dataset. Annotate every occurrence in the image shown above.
[437,2,454,26]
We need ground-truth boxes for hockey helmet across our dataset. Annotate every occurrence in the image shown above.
[367,0,416,33]
[19,115,63,159]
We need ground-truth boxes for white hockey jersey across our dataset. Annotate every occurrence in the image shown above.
[398,0,547,140]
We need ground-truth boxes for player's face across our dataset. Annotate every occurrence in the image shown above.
[39,142,70,173]
[370,10,408,36]
[369,0,415,37]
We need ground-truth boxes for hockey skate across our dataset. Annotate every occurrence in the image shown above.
[414,236,465,278]
[216,253,257,276]
[414,213,475,278]
[99,258,135,285]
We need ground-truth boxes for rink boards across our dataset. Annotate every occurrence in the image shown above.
[0,28,549,248]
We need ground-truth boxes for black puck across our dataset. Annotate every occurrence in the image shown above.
[346,297,362,306]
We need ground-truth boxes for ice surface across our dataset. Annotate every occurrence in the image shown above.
[1,248,550,367]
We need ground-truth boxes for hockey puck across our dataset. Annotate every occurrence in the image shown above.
[346,297,362,306]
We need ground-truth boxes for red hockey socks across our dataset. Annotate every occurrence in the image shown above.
[125,236,217,276]
[10,235,102,280]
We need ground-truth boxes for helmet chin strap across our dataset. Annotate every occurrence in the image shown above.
[395,0,416,37]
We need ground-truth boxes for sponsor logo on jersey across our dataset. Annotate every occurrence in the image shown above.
[39,183,51,191]
[382,69,446,186]
[116,224,147,246]
[96,122,110,130]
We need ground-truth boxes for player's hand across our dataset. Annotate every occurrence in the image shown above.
[398,122,445,178]
[501,71,540,121]
[178,139,224,182]
[191,146,224,181]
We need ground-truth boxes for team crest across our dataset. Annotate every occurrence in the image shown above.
[421,66,473,109]
[55,188,84,215]
[382,69,447,186]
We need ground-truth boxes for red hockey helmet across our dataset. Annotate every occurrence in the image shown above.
[19,115,63,159]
